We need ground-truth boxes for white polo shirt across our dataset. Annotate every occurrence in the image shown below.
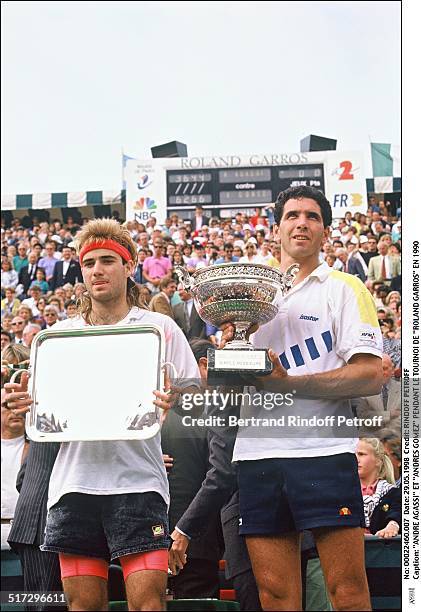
[232,262,383,460]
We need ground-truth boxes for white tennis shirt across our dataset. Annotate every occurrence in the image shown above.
[233,263,383,460]
[44,307,199,509]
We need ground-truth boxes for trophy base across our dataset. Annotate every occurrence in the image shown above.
[207,347,273,386]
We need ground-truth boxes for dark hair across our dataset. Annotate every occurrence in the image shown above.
[189,339,214,363]
[1,329,12,341]
[274,186,332,228]
[64,299,77,309]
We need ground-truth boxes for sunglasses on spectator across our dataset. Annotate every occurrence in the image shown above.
[12,321,25,325]
[45,312,57,317]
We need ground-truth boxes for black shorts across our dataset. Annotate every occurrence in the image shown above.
[237,453,365,535]
[41,492,170,561]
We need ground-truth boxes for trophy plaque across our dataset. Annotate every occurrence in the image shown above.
[26,324,165,442]
[175,262,299,384]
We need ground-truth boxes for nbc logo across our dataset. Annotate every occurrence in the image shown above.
[134,197,157,211]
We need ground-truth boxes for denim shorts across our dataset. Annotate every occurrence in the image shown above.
[41,492,170,561]
[237,453,365,535]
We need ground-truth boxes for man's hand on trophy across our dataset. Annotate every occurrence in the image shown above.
[219,322,259,348]
[3,371,32,417]
[254,349,290,392]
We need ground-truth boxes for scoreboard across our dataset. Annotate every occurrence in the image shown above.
[125,151,367,221]
[166,164,325,210]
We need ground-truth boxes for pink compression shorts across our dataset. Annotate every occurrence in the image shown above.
[59,549,169,581]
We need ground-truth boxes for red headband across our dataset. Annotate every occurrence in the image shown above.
[79,240,133,265]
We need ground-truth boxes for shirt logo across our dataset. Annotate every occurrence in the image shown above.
[152,524,164,537]
[238,518,243,526]
[299,314,319,322]
[361,331,375,340]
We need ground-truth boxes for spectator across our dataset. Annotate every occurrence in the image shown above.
[1,259,19,291]
[72,282,86,301]
[256,241,276,266]
[12,243,29,274]
[64,299,78,319]
[42,305,60,329]
[162,340,223,600]
[356,438,397,533]
[37,241,60,283]
[186,243,208,271]
[369,484,401,538]
[270,244,282,269]
[214,243,239,265]
[1,288,21,317]
[379,317,396,339]
[190,206,211,232]
[149,277,177,319]
[171,250,185,267]
[62,283,74,301]
[31,269,50,294]
[1,330,12,351]
[50,245,83,291]
[133,249,147,284]
[355,354,401,436]
[391,219,401,243]
[231,245,243,260]
[347,238,369,282]
[22,323,42,348]
[1,344,31,370]
[366,236,379,256]
[21,285,42,316]
[18,251,39,296]
[138,284,152,307]
[10,317,26,345]
[1,388,28,555]
[367,241,401,285]
[373,285,389,308]
[239,241,259,263]
[385,290,401,308]
[142,239,172,294]
[333,247,348,271]
[173,288,206,341]
[2,314,14,335]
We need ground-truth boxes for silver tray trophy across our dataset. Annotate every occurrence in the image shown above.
[175,262,299,384]
[26,324,168,442]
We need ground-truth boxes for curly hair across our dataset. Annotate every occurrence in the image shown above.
[73,218,146,320]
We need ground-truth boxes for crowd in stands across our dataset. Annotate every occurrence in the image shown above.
[1,197,402,609]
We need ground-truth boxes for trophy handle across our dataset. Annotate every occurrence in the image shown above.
[174,265,195,291]
[281,263,300,294]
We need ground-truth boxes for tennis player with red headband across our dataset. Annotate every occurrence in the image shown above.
[4,218,199,611]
